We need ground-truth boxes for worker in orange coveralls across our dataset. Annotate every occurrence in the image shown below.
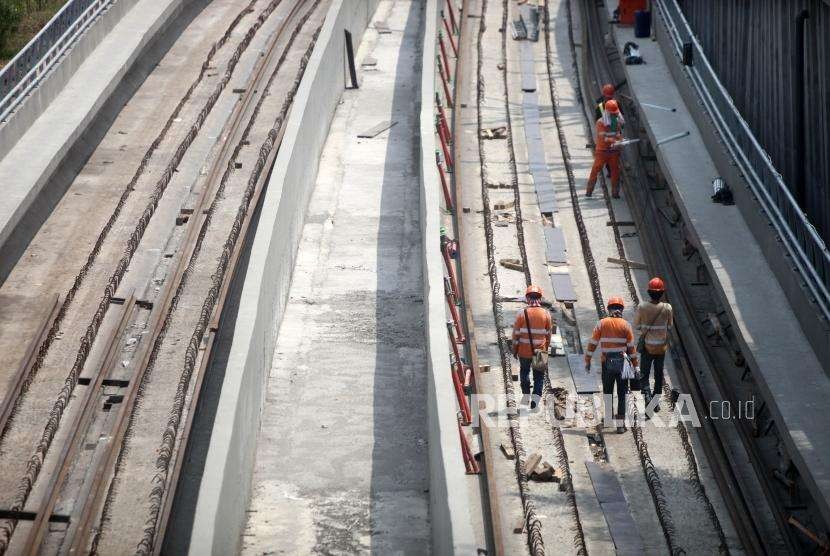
[586,99,624,199]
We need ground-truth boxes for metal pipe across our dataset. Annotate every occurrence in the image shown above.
[794,9,809,209]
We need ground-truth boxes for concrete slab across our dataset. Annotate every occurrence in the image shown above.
[241,3,429,553]
[608,7,830,526]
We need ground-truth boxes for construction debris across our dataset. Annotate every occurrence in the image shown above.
[493,199,515,210]
[499,258,524,272]
[357,120,397,138]
[524,452,542,476]
[480,126,507,139]
[607,256,648,270]
[500,442,515,460]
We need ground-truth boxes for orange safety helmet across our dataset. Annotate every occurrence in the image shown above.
[604,99,620,114]
[525,284,543,298]
[602,83,615,98]
[607,296,625,309]
[647,277,665,292]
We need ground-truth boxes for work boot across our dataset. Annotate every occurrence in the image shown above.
[616,424,627,434]
[611,189,621,199]
[653,391,661,413]
[585,182,595,197]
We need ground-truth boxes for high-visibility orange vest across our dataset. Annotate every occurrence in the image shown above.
[512,306,553,359]
[585,316,638,365]
[595,118,623,152]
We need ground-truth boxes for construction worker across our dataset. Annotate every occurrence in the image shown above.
[634,277,674,413]
[594,83,626,123]
[586,99,624,199]
[511,285,553,409]
[585,297,638,433]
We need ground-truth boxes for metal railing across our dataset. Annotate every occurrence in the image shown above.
[655,0,830,323]
[0,0,116,124]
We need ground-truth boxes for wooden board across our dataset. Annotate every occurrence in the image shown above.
[357,120,397,138]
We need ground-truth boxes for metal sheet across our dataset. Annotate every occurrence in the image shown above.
[568,354,600,394]
[585,462,626,503]
[520,41,537,92]
[521,86,556,214]
[544,227,567,264]
[549,272,577,303]
[586,463,644,554]
[601,501,645,554]
[520,4,540,42]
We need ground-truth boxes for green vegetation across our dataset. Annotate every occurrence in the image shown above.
[0,0,68,67]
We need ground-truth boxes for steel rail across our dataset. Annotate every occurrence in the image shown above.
[142,4,324,549]
[0,3,290,551]
[10,2,314,552]
[0,294,60,442]
[151,75,298,556]
[68,2,316,551]
[577,0,783,553]
[473,0,545,553]
[0,0,261,457]
[450,0,506,552]
[22,293,136,554]
[574,4,683,553]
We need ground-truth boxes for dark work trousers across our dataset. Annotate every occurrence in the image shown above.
[601,361,628,419]
[519,358,544,399]
[639,350,666,395]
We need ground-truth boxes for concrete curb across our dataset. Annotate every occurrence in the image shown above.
[0,0,140,159]
[187,2,379,553]
[419,0,478,553]
[0,0,201,284]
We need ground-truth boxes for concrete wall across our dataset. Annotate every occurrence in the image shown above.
[653,11,830,371]
[418,0,478,553]
[187,2,379,553]
[0,0,140,158]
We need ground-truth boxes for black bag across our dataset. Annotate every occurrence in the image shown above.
[604,352,624,375]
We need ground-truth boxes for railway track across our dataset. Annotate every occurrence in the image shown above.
[0,0,327,552]
[570,0,815,553]
[451,0,797,553]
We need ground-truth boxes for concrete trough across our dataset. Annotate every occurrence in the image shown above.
[187,1,381,553]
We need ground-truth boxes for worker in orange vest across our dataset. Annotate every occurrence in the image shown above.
[585,296,639,433]
[634,277,674,413]
[594,83,626,124]
[511,285,553,409]
[586,99,624,199]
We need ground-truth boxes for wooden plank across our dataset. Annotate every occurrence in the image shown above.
[525,452,542,476]
[607,256,648,270]
[357,120,397,138]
